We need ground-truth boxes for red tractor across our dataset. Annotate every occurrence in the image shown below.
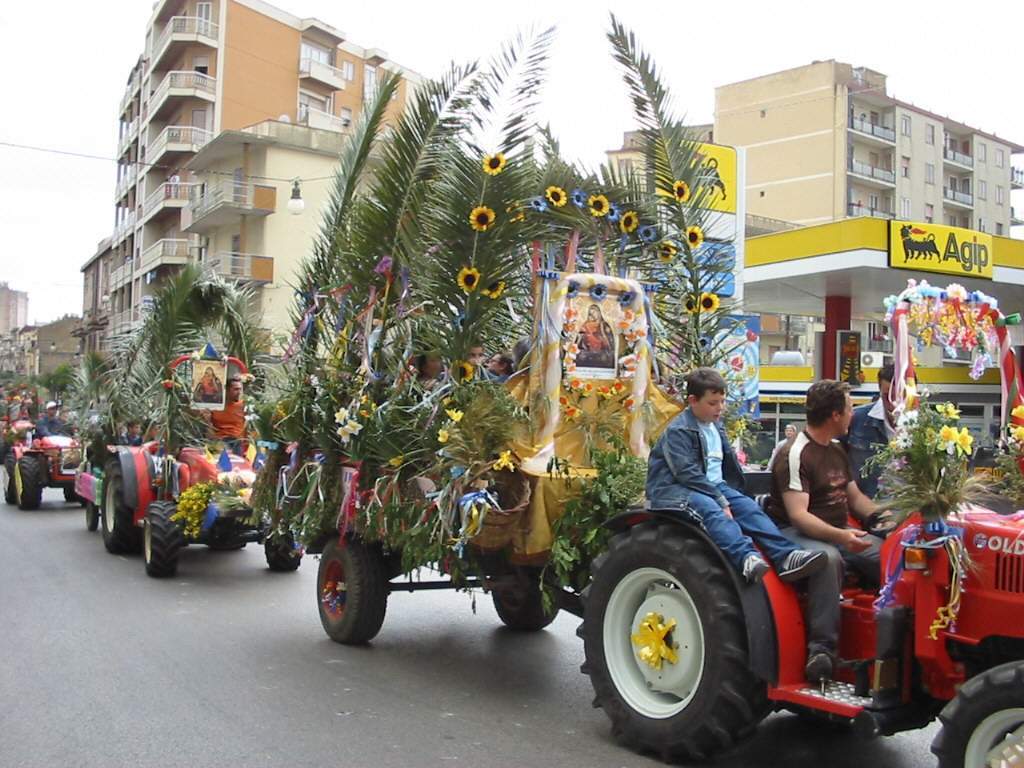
[81,353,302,577]
[577,508,1024,767]
[6,428,84,510]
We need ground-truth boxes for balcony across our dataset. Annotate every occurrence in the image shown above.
[142,182,195,222]
[140,238,192,274]
[207,252,274,285]
[943,147,974,170]
[148,71,216,122]
[119,71,141,116]
[298,104,349,133]
[848,116,896,145]
[1012,167,1024,190]
[152,16,219,70]
[847,159,895,188]
[1012,207,1024,226]
[148,125,212,166]
[115,165,138,201]
[182,180,276,233]
[943,187,974,209]
[299,58,347,91]
[117,118,139,156]
[110,307,142,335]
[109,262,132,291]
[847,203,894,220]
[113,211,137,245]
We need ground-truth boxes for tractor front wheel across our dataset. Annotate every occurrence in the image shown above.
[316,537,387,644]
[143,501,184,578]
[85,502,99,532]
[933,660,1024,768]
[580,522,767,763]
[16,456,44,511]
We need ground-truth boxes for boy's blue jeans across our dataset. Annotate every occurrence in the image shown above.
[682,483,800,571]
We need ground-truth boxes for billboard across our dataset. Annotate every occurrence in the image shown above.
[889,220,993,280]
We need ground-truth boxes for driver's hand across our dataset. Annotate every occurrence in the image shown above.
[839,528,872,552]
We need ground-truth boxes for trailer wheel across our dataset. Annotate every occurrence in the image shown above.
[580,522,767,762]
[16,456,44,511]
[317,537,387,644]
[933,660,1024,768]
[143,501,184,578]
[265,533,302,572]
[4,453,16,504]
[85,502,99,531]
[492,569,558,631]
[101,460,141,554]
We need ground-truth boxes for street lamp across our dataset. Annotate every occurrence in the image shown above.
[287,179,305,215]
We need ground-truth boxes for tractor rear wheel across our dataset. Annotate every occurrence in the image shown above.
[101,460,141,554]
[16,456,44,511]
[143,501,184,578]
[933,660,1024,768]
[317,537,387,644]
[4,453,16,504]
[580,522,767,763]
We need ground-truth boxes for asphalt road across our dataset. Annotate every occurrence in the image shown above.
[0,487,940,768]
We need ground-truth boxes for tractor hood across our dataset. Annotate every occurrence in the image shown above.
[958,507,1024,557]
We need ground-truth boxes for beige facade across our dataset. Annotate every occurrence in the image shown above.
[74,238,114,354]
[711,60,1023,232]
[0,283,29,336]
[99,0,421,346]
[179,120,348,344]
[35,317,83,377]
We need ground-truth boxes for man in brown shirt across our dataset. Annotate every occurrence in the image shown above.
[767,380,893,682]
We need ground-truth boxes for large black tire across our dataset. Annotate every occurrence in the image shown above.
[932,660,1024,768]
[580,522,767,763]
[16,455,44,511]
[143,501,184,578]
[317,537,388,644]
[63,485,78,504]
[101,460,142,554]
[85,502,99,532]
[4,453,16,505]
[265,533,302,572]
[492,569,558,631]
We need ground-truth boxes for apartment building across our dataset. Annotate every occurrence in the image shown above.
[712,60,1023,232]
[74,237,114,354]
[103,0,421,342]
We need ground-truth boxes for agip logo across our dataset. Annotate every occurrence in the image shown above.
[889,221,993,279]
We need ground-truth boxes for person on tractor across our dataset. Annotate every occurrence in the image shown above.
[35,401,66,437]
[646,367,828,584]
[207,376,246,444]
[842,364,895,498]
[766,379,896,682]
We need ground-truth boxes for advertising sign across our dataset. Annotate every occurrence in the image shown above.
[889,220,993,279]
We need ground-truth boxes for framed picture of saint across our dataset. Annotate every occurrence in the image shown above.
[191,360,227,410]
[574,301,618,379]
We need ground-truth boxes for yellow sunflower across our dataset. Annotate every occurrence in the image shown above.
[588,194,610,217]
[619,210,639,234]
[482,153,506,176]
[454,360,475,383]
[469,206,496,232]
[673,180,691,203]
[658,241,678,262]
[685,295,699,314]
[686,225,705,249]
[481,280,506,300]
[545,186,568,207]
[699,292,720,313]
[457,266,481,293]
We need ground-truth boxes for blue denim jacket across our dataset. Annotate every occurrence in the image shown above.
[844,401,887,498]
[646,408,745,511]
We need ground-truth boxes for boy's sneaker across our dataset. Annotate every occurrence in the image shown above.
[778,550,828,582]
[742,553,770,584]
[805,650,834,682]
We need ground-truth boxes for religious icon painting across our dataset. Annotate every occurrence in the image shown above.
[190,359,228,410]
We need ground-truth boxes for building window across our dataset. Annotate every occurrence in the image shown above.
[298,90,329,121]
[301,41,332,66]
[997,185,1005,205]
[618,159,634,175]
[926,124,935,145]
[961,216,970,228]
[996,148,1005,168]
[925,163,935,184]
[997,222,1004,235]
[364,64,378,101]
[901,115,911,136]
[945,214,956,226]
[900,156,910,178]
[978,180,987,200]
[900,197,911,218]
[978,142,987,163]
[340,107,352,126]
[193,55,210,75]
[925,203,934,223]
[341,60,355,80]
[978,218,986,233]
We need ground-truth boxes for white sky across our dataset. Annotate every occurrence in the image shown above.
[1,0,1021,325]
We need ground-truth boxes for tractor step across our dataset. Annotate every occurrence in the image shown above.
[768,680,872,718]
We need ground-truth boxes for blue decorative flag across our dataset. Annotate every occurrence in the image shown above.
[202,502,219,531]
[202,342,219,359]
[253,450,265,471]
[218,449,233,471]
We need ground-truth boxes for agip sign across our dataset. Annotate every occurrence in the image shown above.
[889,221,993,279]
